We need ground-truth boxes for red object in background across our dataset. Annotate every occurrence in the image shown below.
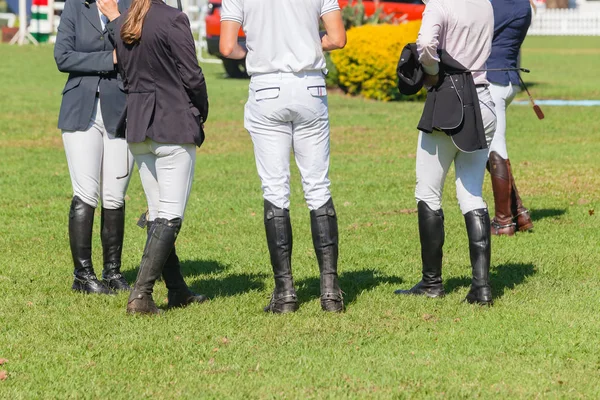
[206,0,425,40]
[205,0,425,78]
[1,26,19,43]
[32,0,49,5]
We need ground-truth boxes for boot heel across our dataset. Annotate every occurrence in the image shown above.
[71,280,84,292]
[515,210,534,232]
[264,291,298,314]
[321,293,344,312]
[465,287,493,306]
[276,302,299,314]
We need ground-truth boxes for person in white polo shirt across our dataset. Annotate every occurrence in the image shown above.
[220,0,346,314]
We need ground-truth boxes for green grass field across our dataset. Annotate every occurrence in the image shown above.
[1,36,599,398]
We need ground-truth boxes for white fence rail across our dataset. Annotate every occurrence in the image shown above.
[529,8,600,35]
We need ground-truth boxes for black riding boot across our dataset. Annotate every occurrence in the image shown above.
[464,209,493,305]
[127,218,181,315]
[101,206,131,291]
[164,248,208,308]
[263,200,298,314]
[70,196,113,295]
[144,222,207,308]
[143,221,206,308]
[395,201,445,298]
[310,198,343,312]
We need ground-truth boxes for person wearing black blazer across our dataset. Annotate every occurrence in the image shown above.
[54,0,134,295]
[106,0,209,315]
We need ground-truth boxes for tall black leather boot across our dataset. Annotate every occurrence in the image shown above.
[263,200,298,314]
[126,218,181,315]
[464,209,493,306]
[310,198,343,312]
[144,222,208,309]
[395,201,445,298]
[101,206,131,291]
[70,196,113,295]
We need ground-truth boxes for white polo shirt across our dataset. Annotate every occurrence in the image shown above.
[220,0,340,76]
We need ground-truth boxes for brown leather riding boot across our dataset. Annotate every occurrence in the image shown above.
[507,159,534,232]
[488,152,516,236]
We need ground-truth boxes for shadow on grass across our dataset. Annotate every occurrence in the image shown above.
[180,260,225,276]
[445,263,536,299]
[123,259,266,298]
[123,257,226,282]
[529,208,566,222]
[295,269,403,308]
[188,269,268,298]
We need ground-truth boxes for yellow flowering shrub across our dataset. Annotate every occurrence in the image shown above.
[330,22,422,101]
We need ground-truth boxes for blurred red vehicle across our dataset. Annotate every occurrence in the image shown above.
[205,0,425,78]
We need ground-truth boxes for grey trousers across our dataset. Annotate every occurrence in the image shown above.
[415,87,497,215]
[62,98,134,209]
[129,139,196,221]
[244,71,332,211]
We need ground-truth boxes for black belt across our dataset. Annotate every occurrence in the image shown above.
[475,84,488,88]
[95,92,100,98]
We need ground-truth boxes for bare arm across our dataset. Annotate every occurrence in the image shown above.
[321,10,346,51]
[219,21,247,59]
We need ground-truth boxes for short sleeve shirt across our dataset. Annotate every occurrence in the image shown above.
[221,0,340,75]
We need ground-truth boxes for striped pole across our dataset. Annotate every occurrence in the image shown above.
[30,0,51,42]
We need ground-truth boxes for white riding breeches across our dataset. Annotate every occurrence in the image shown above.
[415,87,497,215]
[244,71,332,211]
[129,139,196,222]
[489,82,520,159]
[62,98,134,209]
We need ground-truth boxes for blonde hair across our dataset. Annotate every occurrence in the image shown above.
[121,0,151,45]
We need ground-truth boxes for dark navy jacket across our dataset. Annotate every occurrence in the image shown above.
[54,0,131,135]
[487,0,532,86]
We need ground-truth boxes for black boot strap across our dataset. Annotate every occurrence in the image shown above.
[321,292,343,301]
[73,274,101,284]
[271,290,297,302]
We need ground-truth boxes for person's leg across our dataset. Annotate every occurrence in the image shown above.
[455,94,496,305]
[152,142,206,308]
[99,102,135,290]
[292,81,342,312]
[62,99,112,294]
[245,83,297,313]
[504,83,534,231]
[127,217,182,315]
[455,149,493,305]
[464,208,493,305]
[489,83,509,158]
[126,140,163,314]
[488,84,532,233]
[396,131,456,297]
[488,83,515,234]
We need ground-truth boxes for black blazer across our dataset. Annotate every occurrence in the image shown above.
[397,45,487,153]
[416,52,487,153]
[54,0,131,135]
[108,0,209,146]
